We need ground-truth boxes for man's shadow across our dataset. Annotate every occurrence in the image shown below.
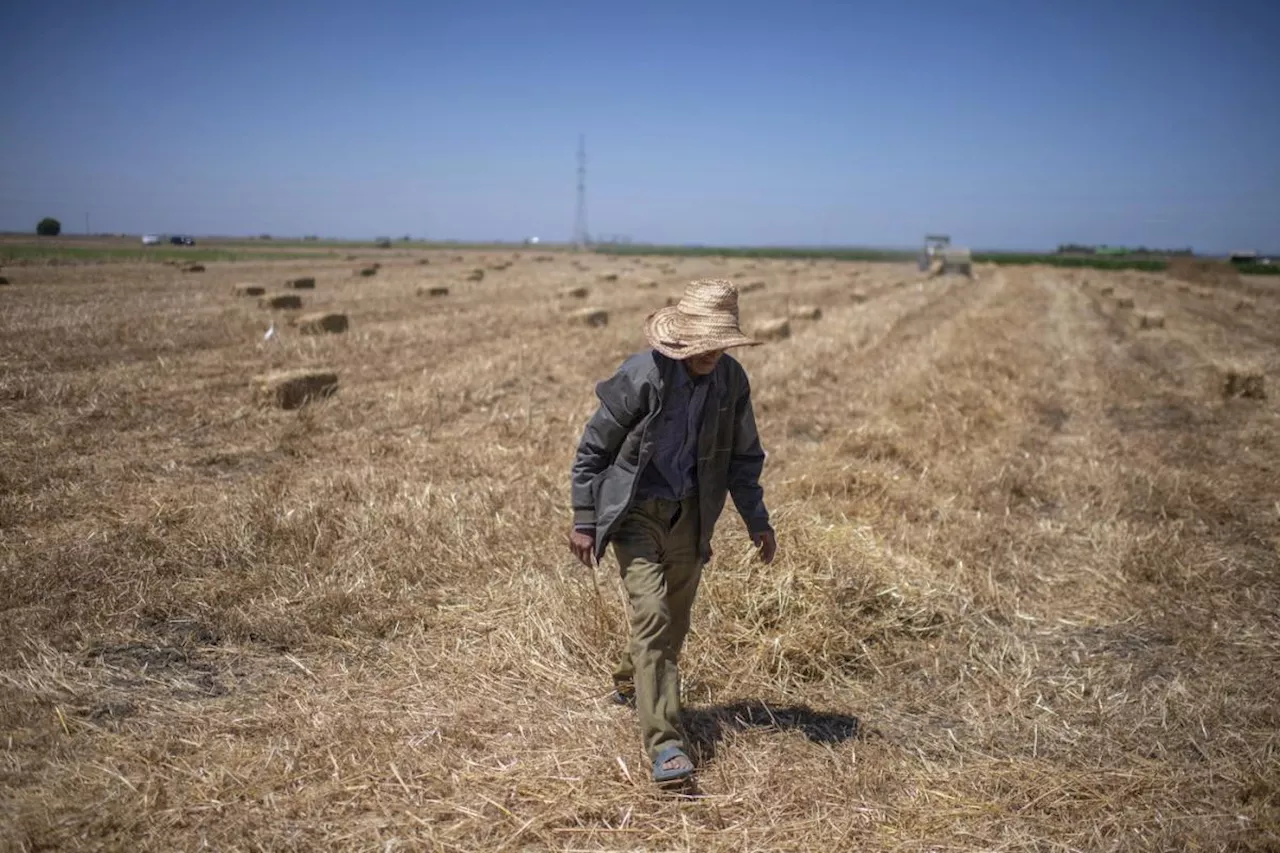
[681,701,862,765]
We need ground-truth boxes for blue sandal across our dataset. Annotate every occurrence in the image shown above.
[652,745,695,784]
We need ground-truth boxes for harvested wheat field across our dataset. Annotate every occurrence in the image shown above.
[1,246,1278,851]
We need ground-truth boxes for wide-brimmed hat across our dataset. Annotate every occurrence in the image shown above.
[643,279,761,360]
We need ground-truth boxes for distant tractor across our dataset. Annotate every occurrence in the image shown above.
[919,234,972,277]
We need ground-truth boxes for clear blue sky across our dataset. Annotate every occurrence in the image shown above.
[2,0,1277,252]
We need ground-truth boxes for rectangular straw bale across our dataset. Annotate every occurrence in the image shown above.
[1099,285,1115,297]
[754,318,791,341]
[253,370,339,410]
[568,307,609,327]
[1114,295,1135,309]
[559,286,589,299]
[260,293,302,310]
[297,312,349,334]
[420,286,450,297]
[790,305,822,321]
[1137,312,1165,329]
[1224,368,1266,400]
[850,290,868,303]
[739,281,767,294]
[289,277,316,289]
[234,284,265,297]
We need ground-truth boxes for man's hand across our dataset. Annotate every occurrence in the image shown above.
[569,527,597,568]
[751,529,777,564]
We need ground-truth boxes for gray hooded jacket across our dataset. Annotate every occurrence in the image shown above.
[571,349,771,563]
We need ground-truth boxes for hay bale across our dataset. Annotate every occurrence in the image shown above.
[790,305,822,321]
[296,312,349,335]
[417,258,431,265]
[184,264,205,273]
[1137,312,1165,329]
[1115,295,1135,309]
[637,281,658,289]
[740,281,767,294]
[1099,285,1115,297]
[1236,299,1255,311]
[467,269,485,282]
[233,283,265,297]
[1168,257,1240,288]
[754,318,791,341]
[420,286,450,297]
[850,290,868,303]
[598,273,618,282]
[0,276,11,285]
[358,267,377,277]
[289,277,316,289]
[559,286,589,299]
[260,293,302,310]
[568,307,609,328]
[254,369,338,410]
[1224,368,1266,400]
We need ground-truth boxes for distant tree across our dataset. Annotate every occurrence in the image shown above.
[259,234,273,241]
[36,217,61,236]
[375,237,392,248]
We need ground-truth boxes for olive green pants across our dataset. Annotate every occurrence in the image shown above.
[610,495,703,760]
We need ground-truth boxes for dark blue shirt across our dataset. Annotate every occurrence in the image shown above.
[635,357,712,501]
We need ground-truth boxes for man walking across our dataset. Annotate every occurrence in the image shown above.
[568,279,778,785]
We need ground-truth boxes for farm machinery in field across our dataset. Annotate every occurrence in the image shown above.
[919,234,972,277]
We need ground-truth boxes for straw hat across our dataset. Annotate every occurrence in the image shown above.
[644,279,761,360]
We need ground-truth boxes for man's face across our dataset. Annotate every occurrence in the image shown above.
[685,349,724,376]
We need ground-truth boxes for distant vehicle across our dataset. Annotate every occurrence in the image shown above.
[169,235,195,246]
[141,235,161,245]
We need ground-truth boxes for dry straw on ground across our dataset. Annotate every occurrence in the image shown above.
[252,368,339,409]
[0,249,1277,851]
[259,293,303,310]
